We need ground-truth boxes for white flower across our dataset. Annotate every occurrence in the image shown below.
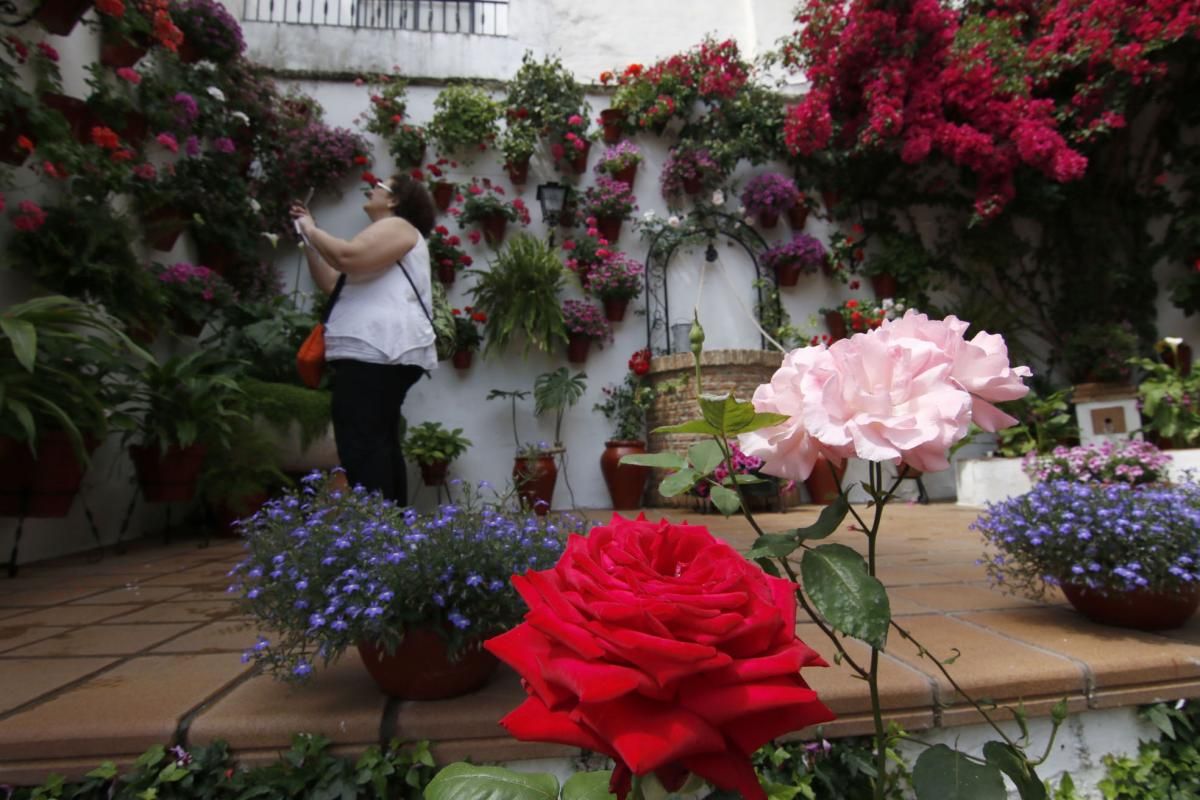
[1165,336,1184,348]
[261,232,279,248]
[231,111,250,124]
[248,197,261,213]
[711,190,725,206]
[738,205,747,216]
[207,86,225,102]
[642,210,657,222]
[881,298,895,310]
[668,215,681,228]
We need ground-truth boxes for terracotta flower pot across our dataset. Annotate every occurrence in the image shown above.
[34,0,92,34]
[431,181,455,212]
[803,456,845,505]
[1162,343,1193,377]
[419,460,448,486]
[506,157,530,186]
[1060,583,1200,631]
[787,205,809,230]
[600,440,649,510]
[566,333,591,364]
[824,310,847,342]
[436,263,456,286]
[452,350,473,370]
[99,32,148,68]
[569,140,591,175]
[611,163,637,188]
[513,454,557,516]
[758,210,780,229]
[602,296,629,322]
[0,433,96,518]
[213,492,269,538]
[600,108,625,144]
[596,215,622,244]
[40,92,92,143]
[821,189,841,212]
[480,212,508,246]
[871,272,899,300]
[357,632,498,700]
[197,242,237,276]
[775,261,803,287]
[129,443,207,503]
[143,206,188,251]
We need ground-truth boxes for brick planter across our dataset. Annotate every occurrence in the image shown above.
[644,349,784,507]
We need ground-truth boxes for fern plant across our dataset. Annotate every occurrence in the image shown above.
[427,84,500,157]
[468,234,568,356]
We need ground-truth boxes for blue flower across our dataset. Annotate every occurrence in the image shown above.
[448,612,470,629]
[294,661,313,677]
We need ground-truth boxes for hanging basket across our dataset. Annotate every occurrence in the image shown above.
[870,272,899,300]
[40,93,92,143]
[0,433,96,518]
[787,205,809,230]
[0,108,30,166]
[569,140,591,175]
[757,210,780,229]
[602,296,629,322]
[431,181,455,212]
[775,261,803,287]
[600,109,626,144]
[479,212,508,246]
[35,0,92,34]
[611,163,637,188]
[566,333,591,364]
[436,263,457,286]
[824,310,847,342]
[596,215,622,244]
[143,205,188,251]
[99,32,149,68]
[506,157,530,186]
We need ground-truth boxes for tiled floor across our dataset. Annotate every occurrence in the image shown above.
[2,503,1200,785]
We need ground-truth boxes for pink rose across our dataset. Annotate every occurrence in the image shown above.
[739,346,836,482]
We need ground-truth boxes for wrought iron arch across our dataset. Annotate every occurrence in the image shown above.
[642,208,779,354]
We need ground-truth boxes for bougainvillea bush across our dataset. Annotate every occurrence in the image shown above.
[170,0,245,62]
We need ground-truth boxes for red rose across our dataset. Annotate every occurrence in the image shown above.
[486,515,833,800]
[353,155,368,165]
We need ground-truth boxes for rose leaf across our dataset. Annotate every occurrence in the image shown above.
[708,484,742,516]
[659,467,701,497]
[424,763,560,800]
[620,452,688,469]
[688,439,725,475]
[982,741,1046,800]
[562,771,616,800]
[800,543,890,648]
[698,392,755,435]
[652,419,721,436]
[913,745,1006,800]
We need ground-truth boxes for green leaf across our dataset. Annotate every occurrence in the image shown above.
[982,741,1047,800]
[620,453,687,469]
[741,412,790,434]
[795,494,850,541]
[699,392,755,435]
[659,467,701,497]
[709,484,742,516]
[688,440,725,475]
[913,745,1006,800]
[561,771,615,800]
[747,532,801,560]
[801,544,891,648]
[425,763,559,800]
[756,557,781,577]
[0,317,37,373]
[652,419,720,436]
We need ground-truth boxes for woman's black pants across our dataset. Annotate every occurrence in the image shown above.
[329,360,425,504]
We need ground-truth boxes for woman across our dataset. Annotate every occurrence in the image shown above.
[289,174,437,505]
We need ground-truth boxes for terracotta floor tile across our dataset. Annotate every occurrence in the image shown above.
[885,615,1085,706]
[0,654,251,761]
[795,623,934,716]
[6,623,198,657]
[959,608,1200,691]
[102,601,237,625]
[0,587,107,607]
[0,657,116,714]
[889,583,1044,613]
[188,649,382,750]
[169,589,239,603]
[392,665,525,742]
[0,754,139,786]
[150,620,263,654]
[0,625,74,654]
[431,737,578,766]
[1,604,143,627]
[877,565,972,586]
[0,607,34,621]
[68,586,192,605]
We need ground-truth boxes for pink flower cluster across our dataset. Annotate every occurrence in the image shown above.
[11,200,46,232]
[1023,439,1172,487]
[740,311,1031,479]
[157,262,222,301]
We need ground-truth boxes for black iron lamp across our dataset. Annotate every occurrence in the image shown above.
[535,182,569,226]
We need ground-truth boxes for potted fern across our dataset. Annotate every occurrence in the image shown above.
[467,234,568,356]
[404,422,472,486]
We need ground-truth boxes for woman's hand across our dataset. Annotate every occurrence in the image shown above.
[289,202,314,235]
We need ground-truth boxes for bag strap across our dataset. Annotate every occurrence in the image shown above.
[321,274,347,324]
[394,259,434,326]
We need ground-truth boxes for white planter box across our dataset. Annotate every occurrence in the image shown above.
[955,457,1032,508]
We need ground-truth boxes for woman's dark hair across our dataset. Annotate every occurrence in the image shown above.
[387,174,435,237]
